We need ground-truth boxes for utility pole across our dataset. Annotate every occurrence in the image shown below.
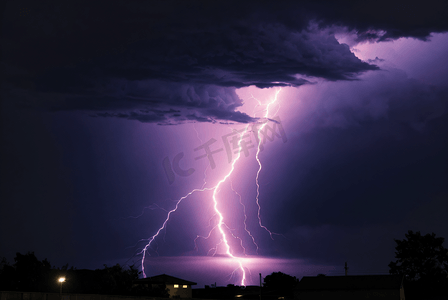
[259,273,262,300]
[344,262,348,276]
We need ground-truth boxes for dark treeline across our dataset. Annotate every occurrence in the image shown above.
[0,252,168,297]
[388,230,448,300]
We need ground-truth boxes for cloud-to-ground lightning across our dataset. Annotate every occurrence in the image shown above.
[139,186,217,277]
[254,88,283,240]
[138,88,283,285]
[210,124,253,285]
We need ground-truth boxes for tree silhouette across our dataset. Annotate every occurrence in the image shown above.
[13,252,53,292]
[0,252,143,295]
[0,257,16,290]
[389,230,448,283]
[389,230,448,300]
[97,264,140,295]
[263,272,298,298]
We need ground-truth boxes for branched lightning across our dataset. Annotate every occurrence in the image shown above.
[230,182,259,254]
[210,125,250,286]
[139,126,250,283]
[139,88,283,285]
[193,218,218,253]
[138,187,213,277]
[254,88,283,239]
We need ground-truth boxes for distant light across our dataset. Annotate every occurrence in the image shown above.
[182,285,188,289]
[174,284,179,288]
[58,277,66,283]
[235,295,243,298]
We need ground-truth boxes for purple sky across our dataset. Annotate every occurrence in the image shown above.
[1,0,448,287]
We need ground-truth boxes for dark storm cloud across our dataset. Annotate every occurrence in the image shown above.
[298,0,448,42]
[289,70,447,223]
[3,0,447,123]
[256,68,448,266]
[1,0,384,124]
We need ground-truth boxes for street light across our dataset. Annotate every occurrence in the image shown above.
[58,277,65,298]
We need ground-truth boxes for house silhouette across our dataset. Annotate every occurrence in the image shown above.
[134,274,197,298]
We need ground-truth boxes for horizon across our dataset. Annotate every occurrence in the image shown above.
[1,0,447,288]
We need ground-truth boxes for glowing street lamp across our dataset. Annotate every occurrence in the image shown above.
[58,277,65,297]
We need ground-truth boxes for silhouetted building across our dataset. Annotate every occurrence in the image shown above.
[193,285,267,300]
[294,275,405,300]
[134,274,197,298]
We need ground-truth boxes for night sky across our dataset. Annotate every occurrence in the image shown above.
[1,0,448,287]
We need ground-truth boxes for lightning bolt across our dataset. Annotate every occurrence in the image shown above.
[211,125,250,285]
[139,127,249,284]
[231,182,259,254]
[254,88,283,239]
[139,88,283,285]
[139,187,214,277]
